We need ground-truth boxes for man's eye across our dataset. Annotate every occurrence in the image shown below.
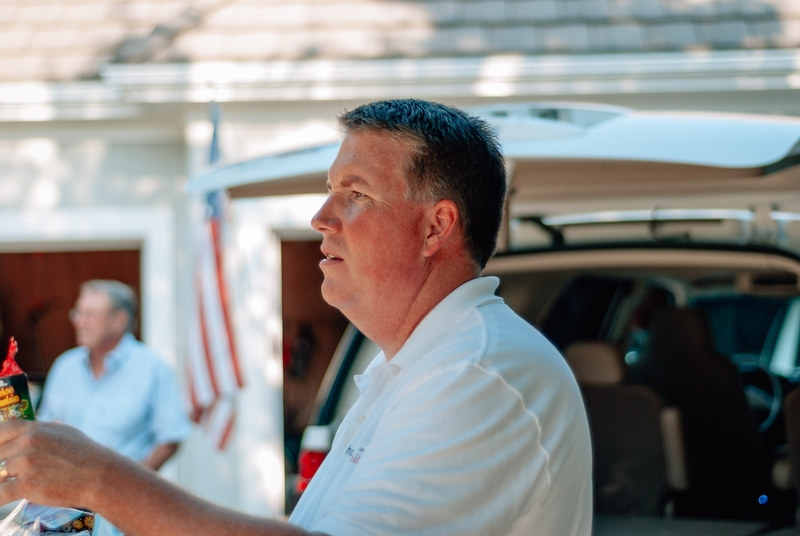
[353,191,365,198]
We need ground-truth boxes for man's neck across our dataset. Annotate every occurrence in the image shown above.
[88,334,125,378]
[364,257,480,360]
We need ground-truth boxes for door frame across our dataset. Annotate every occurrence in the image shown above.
[0,206,176,365]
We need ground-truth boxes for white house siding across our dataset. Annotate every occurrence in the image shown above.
[0,120,185,361]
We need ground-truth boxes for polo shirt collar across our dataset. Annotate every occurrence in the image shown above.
[81,332,135,374]
[354,350,387,394]
[390,276,502,372]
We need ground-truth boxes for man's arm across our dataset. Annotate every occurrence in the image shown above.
[146,355,192,471]
[0,421,327,536]
[142,442,179,471]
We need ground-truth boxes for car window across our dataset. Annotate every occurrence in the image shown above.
[690,295,791,367]
[768,298,800,378]
[537,275,635,350]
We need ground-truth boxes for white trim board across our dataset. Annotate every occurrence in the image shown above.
[99,49,800,101]
[0,49,798,113]
[0,206,176,367]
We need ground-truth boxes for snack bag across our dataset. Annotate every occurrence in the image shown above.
[0,340,114,536]
[0,339,34,422]
[0,501,92,535]
[0,503,118,536]
[0,500,115,536]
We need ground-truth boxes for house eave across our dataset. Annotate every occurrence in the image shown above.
[99,49,800,102]
[0,49,798,121]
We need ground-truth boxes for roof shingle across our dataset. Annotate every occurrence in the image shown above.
[507,1,560,23]
[642,22,697,49]
[1,0,799,83]
[588,22,643,51]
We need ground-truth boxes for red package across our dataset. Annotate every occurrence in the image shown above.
[0,338,34,421]
[0,338,23,378]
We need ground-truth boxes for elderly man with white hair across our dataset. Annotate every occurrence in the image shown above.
[37,279,191,471]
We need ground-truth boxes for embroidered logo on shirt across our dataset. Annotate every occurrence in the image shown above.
[345,445,365,465]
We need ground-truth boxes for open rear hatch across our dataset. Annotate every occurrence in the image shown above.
[188,103,800,201]
[188,102,800,251]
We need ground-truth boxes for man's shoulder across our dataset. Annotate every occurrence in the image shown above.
[439,301,577,394]
[44,347,87,384]
[125,337,168,363]
[478,301,560,356]
[50,346,86,368]
[118,337,176,378]
[451,300,561,362]
[411,301,563,384]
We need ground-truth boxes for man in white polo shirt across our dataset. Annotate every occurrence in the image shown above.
[0,99,591,536]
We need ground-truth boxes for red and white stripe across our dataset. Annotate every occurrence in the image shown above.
[187,203,244,450]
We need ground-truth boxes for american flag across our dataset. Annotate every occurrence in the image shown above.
[187,102,244,450]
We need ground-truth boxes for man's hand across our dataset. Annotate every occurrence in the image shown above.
[143,442,179,471]
[0,420,121,509]
[0,420,325,536]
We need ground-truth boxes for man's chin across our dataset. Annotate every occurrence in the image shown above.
[320,285,338,309]
[320,284,354,314]
[75,335,93,348]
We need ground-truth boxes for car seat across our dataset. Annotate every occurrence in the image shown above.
[564,341,687,515]
[783,389,800,507]
[627,308,767,519]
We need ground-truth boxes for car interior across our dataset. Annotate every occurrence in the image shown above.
[303,242,800,534]
[489,244,800,534]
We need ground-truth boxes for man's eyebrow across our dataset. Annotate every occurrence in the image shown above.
[328,175,370,189]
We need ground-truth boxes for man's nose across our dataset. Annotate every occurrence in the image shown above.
[311,197,339,234]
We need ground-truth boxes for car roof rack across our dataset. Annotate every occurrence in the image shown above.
[517,209,800,248]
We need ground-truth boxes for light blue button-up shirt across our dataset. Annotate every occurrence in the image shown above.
[38,333,192,462]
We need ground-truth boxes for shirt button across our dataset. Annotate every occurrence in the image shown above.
[358,415,366,424]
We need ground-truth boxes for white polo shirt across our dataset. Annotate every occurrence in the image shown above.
[290,277,592,536]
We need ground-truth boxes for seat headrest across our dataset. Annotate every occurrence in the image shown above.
[646,309,714,360]
[564,341,625,385]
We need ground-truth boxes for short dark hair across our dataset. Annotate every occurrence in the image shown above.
[81,279,138,332]
[338,99,506,269]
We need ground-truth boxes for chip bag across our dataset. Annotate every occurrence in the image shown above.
[0,500,116,536]
[0,339,34,422]
[0,340,114,536]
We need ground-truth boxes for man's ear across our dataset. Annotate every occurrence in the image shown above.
[422,199,459,258]
[111,309,130,334]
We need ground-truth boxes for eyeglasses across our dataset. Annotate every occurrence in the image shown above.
[68,308,109,322]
